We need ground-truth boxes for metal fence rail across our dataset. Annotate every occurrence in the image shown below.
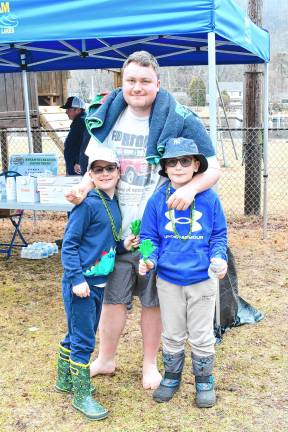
[1,127,287,221]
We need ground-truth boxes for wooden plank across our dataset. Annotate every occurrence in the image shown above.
[0,75,7,111]
[13,74,24,111]
[4,73,16,111]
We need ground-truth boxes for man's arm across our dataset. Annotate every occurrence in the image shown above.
[167,156,221,211]
[65,171,94,205]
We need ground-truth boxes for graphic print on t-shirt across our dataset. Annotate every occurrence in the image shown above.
[111,128,152,186]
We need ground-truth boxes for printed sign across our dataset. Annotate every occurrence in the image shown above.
[9,154,58,176]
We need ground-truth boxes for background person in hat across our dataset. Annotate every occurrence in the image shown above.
[65,51,221,390]
[139,137,227,408]
[61,96,89,176]
[56,147,138,421]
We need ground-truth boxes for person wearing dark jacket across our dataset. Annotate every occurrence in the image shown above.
[139,137,227,408]
[61,96,89,175]
[55,147,138,421]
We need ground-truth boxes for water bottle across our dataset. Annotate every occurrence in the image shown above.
[47,243,54,256]
[52,242,59,254]
[21,247,28,258]
[208,259,225,279]
[41,245,49,258]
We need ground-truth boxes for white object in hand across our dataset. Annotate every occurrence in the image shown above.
[208,258,226,279]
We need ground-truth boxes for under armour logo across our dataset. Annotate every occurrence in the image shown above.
[165,209,202,232]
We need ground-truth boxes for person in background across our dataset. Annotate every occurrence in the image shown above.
[61,96,89,175]
[55,146,138,421]
[65,50,221,390]
[139,137,227,408]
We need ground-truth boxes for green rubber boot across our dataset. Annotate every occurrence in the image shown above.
[55,345,73,393]
[55,345,96,395]
[70,360,108,421]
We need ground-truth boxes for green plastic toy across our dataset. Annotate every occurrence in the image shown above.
[139,239,155,262]
[130,219,141,236]
[130,219,141,251]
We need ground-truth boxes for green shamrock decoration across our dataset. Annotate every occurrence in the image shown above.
[139,239,155,262]
[130,219,141,251]
[130,219,141,236]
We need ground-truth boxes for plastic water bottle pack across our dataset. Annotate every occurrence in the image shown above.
[20,242,58,259]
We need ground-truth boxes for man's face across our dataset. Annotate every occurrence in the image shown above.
[122,62,160,116]
[65,107,81,121]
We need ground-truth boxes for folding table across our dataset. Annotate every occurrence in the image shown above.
[0,200,74,258]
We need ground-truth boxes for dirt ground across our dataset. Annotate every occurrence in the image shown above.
[0,214,287,432]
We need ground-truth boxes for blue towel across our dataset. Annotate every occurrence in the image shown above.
[85,88,215,164]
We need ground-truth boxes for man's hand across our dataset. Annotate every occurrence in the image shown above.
[208,258,227,280]
[65,185,87,205]
[65,173,94,205]
[72,281,90,297]
[139,258,154,276]
[167,182,197,211]
[73,163,82,175]
[124,234,140,251]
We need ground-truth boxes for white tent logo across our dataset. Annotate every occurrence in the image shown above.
[165,209,202,233]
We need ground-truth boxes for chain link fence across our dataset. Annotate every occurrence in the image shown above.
[1,127,287,221]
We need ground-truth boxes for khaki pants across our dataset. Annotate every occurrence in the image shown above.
[157,277,217,357]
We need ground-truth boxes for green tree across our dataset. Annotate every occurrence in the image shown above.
[188,77,206,106]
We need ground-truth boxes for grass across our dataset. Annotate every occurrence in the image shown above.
[0,215,287,431]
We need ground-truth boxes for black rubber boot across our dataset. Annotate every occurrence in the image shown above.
[192,353,216,408]
[153,351,185,403]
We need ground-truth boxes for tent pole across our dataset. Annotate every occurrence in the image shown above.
[208,32,221,334]
[262,62,269,239]
[21,52,33,153]
[208,32,217,150]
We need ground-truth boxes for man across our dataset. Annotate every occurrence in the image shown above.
[61,96,89,175]
[66,51,221,390]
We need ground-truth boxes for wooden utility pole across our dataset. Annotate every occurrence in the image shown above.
[244,0,263,215]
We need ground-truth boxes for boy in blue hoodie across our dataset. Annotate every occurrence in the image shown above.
[56,147,138,421]
[139,137,227,408]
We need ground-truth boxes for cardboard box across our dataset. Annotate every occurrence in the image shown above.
[37,176,82,204]
[16,176,40,203]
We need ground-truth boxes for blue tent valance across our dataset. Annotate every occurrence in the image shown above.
[0,0,269,72]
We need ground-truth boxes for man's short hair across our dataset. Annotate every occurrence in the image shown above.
[122,51,160,79]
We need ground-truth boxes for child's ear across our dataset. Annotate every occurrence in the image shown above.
[88,170,95,184]
[194,160,201,173]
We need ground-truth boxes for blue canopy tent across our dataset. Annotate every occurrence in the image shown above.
[0,0,270,152]
[0,0,270,326]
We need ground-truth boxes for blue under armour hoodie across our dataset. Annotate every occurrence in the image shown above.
[140,183,227,286]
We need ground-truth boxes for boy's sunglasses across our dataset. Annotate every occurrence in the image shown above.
[91,164,118,174]
[165,157,194,168]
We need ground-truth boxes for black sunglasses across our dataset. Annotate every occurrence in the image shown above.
[91,164,118,174]
[165,157,194,168]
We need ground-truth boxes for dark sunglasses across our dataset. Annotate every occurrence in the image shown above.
[165,157,194,168]
[91,164,118,174]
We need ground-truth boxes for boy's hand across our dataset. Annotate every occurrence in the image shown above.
[139,259,154,276]
[124,234,139,251]
[72,282,90,297]
[208,258,227,279]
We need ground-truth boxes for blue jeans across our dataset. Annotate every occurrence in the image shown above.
[61,277,104,364]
